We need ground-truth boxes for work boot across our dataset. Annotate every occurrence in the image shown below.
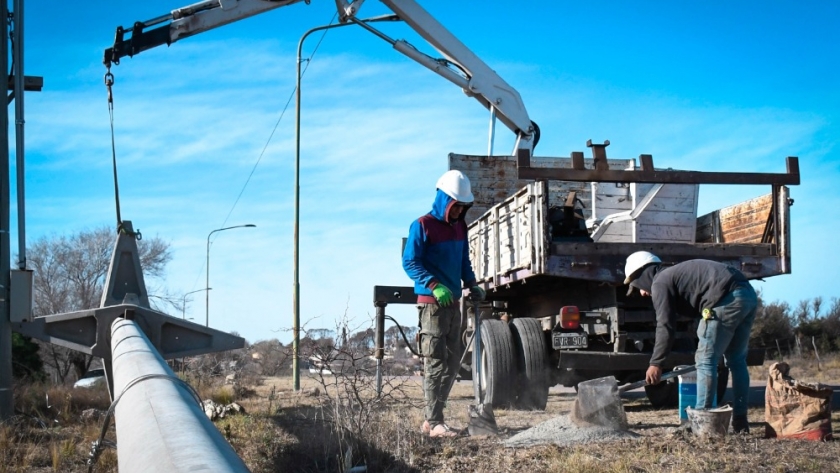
[732,415,749,434]
[429,423,459,438]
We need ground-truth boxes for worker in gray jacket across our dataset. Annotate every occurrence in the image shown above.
[623,252,758,433]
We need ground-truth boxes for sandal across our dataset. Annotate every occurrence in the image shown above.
[429,423,460,438]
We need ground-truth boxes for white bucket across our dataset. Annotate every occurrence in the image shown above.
[686,406,732,437]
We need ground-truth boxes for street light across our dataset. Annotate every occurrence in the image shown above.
[182,288,211,319]
[206,224,256,327]
[293,13,400,391]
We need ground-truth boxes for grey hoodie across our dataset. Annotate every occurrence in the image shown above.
[635,260,748,366]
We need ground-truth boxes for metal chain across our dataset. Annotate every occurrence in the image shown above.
[104,66,127,235]
[104,67,142,240]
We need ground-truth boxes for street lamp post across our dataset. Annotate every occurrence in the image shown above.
[293,13,400,392]
[206,224,256,327]
[182,288,210,319]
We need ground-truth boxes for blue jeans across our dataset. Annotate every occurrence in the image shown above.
[695,283,758,416]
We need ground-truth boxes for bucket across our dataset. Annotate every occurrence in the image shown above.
[686,406,732,437]
[677,367,697,423]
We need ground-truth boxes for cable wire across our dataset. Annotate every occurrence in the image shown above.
[188,11,339,292]
[87,373,202,473]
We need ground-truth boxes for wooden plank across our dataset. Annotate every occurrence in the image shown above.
[632,182,698,244]
[469,183,537,281]
[635,225,696,242]
[715,193,773,243]
[695,214,717,242]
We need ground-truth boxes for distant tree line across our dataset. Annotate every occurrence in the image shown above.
[750,294,840,358]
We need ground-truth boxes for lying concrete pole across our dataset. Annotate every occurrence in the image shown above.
[111,318,250,473]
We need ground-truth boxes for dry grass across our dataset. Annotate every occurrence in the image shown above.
[3,357,840,472]
[750,352,840,383]
[0,381,115,472]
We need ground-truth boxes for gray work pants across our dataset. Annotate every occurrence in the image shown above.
[418,302,462,425]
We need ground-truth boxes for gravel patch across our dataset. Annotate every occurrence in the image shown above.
[503,414,640,448]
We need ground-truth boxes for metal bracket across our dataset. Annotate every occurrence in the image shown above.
[12,304,243,360]
[373,285,416,306]
[10,221,245,395]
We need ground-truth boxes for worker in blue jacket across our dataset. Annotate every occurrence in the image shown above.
[403,170,485,438]
[624,251,757,433]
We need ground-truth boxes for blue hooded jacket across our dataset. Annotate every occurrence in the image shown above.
[403,189,477,302]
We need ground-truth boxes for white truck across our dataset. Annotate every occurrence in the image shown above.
[451,143,798,408]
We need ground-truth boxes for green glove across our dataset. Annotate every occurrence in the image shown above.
[469,285,486,301]
[432,285,454,307]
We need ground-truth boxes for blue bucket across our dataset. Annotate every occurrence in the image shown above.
[678,367,697,423]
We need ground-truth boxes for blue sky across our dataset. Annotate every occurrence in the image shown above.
[18,1,840,343]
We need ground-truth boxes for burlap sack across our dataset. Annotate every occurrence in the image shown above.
[764,362,833,440]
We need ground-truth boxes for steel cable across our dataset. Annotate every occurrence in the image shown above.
[87,373,202,473]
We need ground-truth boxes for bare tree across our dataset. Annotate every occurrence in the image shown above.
[250,339,292,376]
[27,225,172,383]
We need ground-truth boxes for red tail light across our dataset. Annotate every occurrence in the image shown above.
[559,306,580,330]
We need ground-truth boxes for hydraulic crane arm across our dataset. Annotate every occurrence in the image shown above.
[347,0,536,156]
[103,0,308,65]
[104,0,536,157]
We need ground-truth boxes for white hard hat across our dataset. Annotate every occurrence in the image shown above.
[436,170,474,203]
[623,251,661,284]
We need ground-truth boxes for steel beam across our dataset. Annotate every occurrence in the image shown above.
[12,304,244,360]
[111,318,249,473]
[517,152,800,185]
[11,221,245,400]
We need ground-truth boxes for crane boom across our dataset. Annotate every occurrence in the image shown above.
[103,0,536,157]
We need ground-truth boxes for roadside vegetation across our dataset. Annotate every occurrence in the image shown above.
[2,353,839,472]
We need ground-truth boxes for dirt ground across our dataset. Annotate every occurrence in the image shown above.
[4,361,838,472]
[250,368,840,473]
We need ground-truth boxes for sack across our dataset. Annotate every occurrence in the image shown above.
[764,362,833,440]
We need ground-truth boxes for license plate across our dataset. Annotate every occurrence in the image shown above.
[553,333,588,349]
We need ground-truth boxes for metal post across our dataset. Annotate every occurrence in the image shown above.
[374,303,386,396]
[12,0,24,270]
[293,13,400,392]
[487,106,496,156]
[205,225,255,327]
[110,318,249,473]
[0,0,11,421]
[472,301,483,403]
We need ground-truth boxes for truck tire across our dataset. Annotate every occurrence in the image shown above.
[477,319,515,408]
[510,318,549,410]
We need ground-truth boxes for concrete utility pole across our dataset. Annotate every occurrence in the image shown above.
[111,318,249,473]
